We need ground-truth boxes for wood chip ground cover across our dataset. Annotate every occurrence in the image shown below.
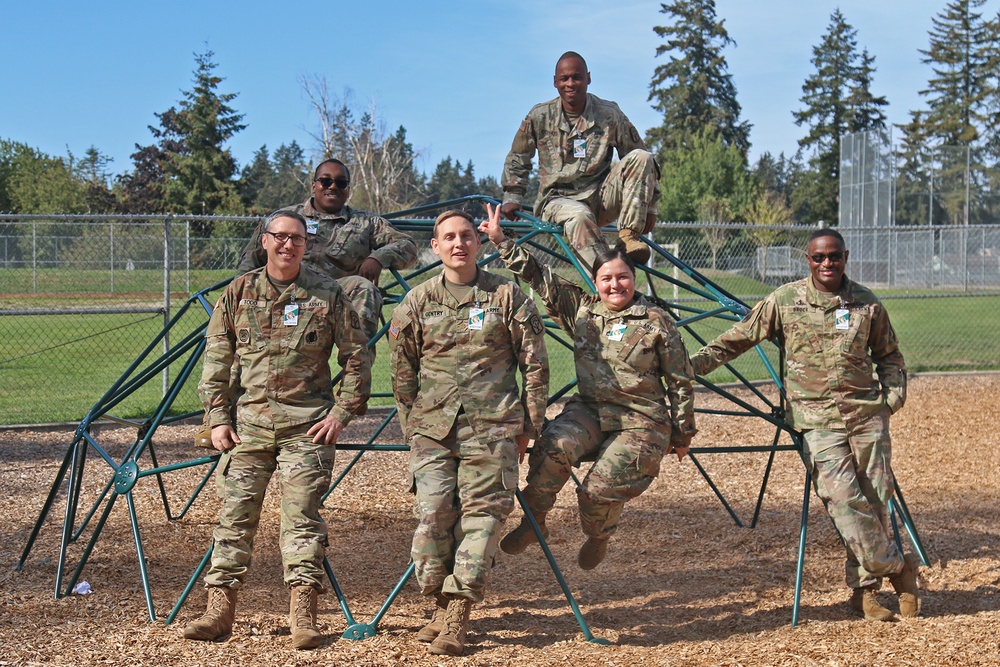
[2,374,998,666]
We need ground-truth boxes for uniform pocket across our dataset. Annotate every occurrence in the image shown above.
[215,450,232,498]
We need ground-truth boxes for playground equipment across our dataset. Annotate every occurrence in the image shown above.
[18,195,927,639]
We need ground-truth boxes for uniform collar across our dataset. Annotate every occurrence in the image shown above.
[586,293,647,319]
[558,94,596,134]
[806,274,857,308]
[301,198,352,222]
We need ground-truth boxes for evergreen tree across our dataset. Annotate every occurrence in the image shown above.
[648,0,751,155]
[119,51,246,217]
[792,9,888,225]
[71,146,117,212]
[239,142,310,213]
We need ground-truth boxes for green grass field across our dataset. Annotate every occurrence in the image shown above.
[2,262,997,425]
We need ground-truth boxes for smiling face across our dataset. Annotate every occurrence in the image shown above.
[595,257,636,311]
[806,234,849,293]
[262,214,307,280]
[432,214,481,282]
[553,55,590,114]
[311,161,350,214]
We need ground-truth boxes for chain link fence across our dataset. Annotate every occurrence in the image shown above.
[2,214,999,425]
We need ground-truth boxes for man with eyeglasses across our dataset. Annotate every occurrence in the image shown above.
[185,210,371,649]
[236,158,418,364]
[690,228,920,622]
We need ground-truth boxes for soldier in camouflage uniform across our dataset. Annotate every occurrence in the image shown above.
[183,211,371,649]
[501,51,660,271]
[236,158,418,363]
[388,210,548,656]
[690,228,920,621]
[481,204,696,571]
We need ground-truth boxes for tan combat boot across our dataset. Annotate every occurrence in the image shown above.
[849,585,896,622]
[888,554,921,618]
[428,597,473,656]
[499,513,548,555]
[578,536,610,570]
[289,586,322,650]
[194,427,214,449]
[182,586,237,641]
[416,593,449,643]
[617,228,650,264]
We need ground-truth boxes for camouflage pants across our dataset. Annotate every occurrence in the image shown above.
[803,413,904,589]
[521,399,668,538]
[337,274,383,368]
[409,413,518,603]
[205,421,335,591]
[541,149,659,272]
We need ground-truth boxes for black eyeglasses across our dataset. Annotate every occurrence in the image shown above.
[807,251,845,264]
[263,231,307,247]
[314,176,350,189]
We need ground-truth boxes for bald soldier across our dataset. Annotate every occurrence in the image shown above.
[183,210,371,649]
[690,228,920,622]
[501,51,660,271]
[389,210,548,656]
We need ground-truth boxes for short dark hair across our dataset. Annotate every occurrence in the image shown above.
[808,228,845,247]
[263,210,308,236]
[556,51,588,73]
[591,247,636,280]
[433,209,477,238]
[314,158,351,182]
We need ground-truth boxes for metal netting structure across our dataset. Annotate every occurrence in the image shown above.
[13,197,927,639]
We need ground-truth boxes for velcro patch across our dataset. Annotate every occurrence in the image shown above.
[389,322,400,339]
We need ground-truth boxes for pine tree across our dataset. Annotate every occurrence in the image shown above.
[647,0,751,155]
[792,9,888,225]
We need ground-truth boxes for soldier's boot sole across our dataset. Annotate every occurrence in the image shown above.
[578,536,610,570]
[616,229,651,265]
[500,515,548,555]
[849,586,896,622]
[182,586,237,641]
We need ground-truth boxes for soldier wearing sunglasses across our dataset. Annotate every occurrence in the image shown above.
[236,158,418,367]
[690,228,920,622]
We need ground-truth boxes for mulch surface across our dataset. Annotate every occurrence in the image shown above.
[2,373,999,666]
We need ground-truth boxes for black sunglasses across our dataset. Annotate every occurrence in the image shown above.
[314,176,350,189]
[807,252,845,264]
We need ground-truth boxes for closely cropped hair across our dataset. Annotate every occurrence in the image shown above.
[263,210,308,236]
[808,228,845,246]
[591,247,636,280]
[433,209,477,238]
[556,50,588,72]
[313,158,351,182]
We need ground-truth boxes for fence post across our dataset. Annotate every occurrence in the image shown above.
[163,215,172,398]
[186,219,191,294]
[32,220,37,292]
[110,221,115,294]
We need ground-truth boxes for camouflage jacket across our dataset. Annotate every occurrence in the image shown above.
[501,93,656,215]
[199,265,371,430]
[499,240,696,440]
[235,200,417,278]
[388,269,549,443]
[690,276,907,430]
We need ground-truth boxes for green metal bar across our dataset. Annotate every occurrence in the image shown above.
[791,468,812,627]
[890,484,930,567]
[687,452,745,527]
[164,544,213,626]
[365,562,416,631]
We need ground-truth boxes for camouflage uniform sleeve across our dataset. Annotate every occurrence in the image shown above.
[657,319,698,448]
[616,109,649,156]
[509,288,549,440]
[368,215,418,271]
[869,302,907,414]
[198,289,238,428]
[497,238,583,337]
[329,289,372,425]
[501,111,537,207]
[235,220,267,277]
[691,296,780,376]
[388,299,420,437]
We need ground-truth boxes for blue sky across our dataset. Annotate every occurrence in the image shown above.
[0,0,985,183]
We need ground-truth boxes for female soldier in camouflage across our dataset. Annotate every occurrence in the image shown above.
[479,204,696,570]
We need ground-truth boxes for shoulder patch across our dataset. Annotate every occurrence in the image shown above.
[389,322,400,339]
[529,314,544,335]
[350,310,361,330]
